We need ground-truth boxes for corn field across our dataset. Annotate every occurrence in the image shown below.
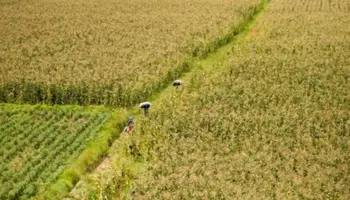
[100,0,350,199]
[0,104,111,199]
[0,0,261,106]
[0,0,267,199]
[1,0,350,199]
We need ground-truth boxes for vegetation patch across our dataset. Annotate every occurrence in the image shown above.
[0,104,126,199]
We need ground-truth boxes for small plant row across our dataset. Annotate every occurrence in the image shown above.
[0,104,113,200]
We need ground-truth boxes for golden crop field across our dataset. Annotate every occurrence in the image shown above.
[1,0,350,199]
[0,1,270,199]
[96,0,349,199]
[0,0,261,106]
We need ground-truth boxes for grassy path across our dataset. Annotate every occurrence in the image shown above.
[65,0,270,199]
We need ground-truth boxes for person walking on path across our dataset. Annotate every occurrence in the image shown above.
[139,102,152,117]
[173,80,183,88]
[124,116,134,133]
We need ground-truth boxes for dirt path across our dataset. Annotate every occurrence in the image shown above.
[66,133,129,199]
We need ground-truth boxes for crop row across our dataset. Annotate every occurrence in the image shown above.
[276,0,350,12]
[0,104,112,199]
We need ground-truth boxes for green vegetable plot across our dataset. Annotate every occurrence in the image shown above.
[0,104,111,199]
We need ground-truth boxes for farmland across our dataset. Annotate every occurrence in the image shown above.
[0,104,114,199]
[0,0,268,199]
[1,0,350,199]
[87,0,350,199]
[0,0,261,106]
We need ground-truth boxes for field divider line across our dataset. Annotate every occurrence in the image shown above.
[62,0,271,199]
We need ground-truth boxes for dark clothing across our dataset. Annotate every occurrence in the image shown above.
[173,81,181,87]
[140,103,151,109]
[140,102,151,117]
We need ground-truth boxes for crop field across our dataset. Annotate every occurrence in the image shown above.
[0,104,113,199]
[0,0,268,199]
[94,0,349,199]
[1,0,350,199]
[0,0,261,106]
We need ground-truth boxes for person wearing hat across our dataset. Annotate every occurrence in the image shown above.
[139,102,152,117]
[173,80,183,88]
